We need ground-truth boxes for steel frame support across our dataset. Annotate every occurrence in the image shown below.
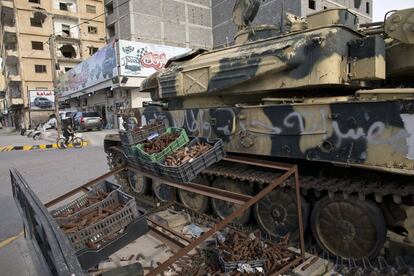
[42,155,305,275]
[146,155,305,276]
[127,165,252,205]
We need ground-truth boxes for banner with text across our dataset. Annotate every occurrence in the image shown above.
[119,40,190,77]
[29,90,55,110]
[55,41,117,97]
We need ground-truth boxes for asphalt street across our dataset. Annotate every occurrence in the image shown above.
[0,129,109,275]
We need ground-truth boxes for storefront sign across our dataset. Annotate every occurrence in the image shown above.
[56,41,117,97]
[29,90,55,110]
[119,40,190,77]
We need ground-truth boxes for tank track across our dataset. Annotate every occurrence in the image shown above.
[202,163,414,201]
[107,154,414,274]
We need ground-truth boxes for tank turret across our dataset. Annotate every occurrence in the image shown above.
[141,7,414,109]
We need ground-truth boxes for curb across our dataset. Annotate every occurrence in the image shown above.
[0,141,88,152]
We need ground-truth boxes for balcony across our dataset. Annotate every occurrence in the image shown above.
[3,24,16,33]
[1,0,13,9]
[5,48,18,58]
[8,74,21,82]
[10,97,23,106]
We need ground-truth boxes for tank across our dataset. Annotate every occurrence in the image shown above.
[105,2,414,262]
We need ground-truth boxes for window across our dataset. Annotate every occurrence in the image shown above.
[86,4,96,13]
[59,2,68,11]
[107,24,115,38]
[35,65,47,73]
[106,2,113,14]
[88,26,97,34]
[60,44,76,58]
[62,24,70,37]
[366,2,370,14]
[30,17,42,27]
[31,41,44,50]
[28,0,40,4]
[309,0,316,10]
[64,67,72,72]
[88,47,98,55]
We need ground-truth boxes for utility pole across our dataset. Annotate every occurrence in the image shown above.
[49,35,62,138]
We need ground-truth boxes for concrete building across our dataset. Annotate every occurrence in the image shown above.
[212,0,373,47]
[105,0,213,49]
[0,0,106,129]
[57,0,213,129]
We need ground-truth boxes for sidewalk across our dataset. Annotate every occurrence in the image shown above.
[42,129,118,147]
[0,128,54,147]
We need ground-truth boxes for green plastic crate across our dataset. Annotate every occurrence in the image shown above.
[133,127,189,162]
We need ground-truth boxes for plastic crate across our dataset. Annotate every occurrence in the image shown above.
[218,255,267,273]
[65,190,139,252]
[119,123,166,146]
[50,180,120,218]
[128,157,160,176]
[122,145,135,159]
[157,137,225,183]
[76,209,149,270]
[134,127,189,162]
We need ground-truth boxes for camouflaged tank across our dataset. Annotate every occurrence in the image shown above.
[105,5,414,261]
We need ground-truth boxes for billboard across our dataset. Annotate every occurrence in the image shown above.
[119,40,190,77]
[55,40,117,97]
[29,90,55,110]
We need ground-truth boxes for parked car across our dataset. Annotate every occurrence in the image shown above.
[73,112,102,131]
[60,111,76,128]
[33,97,52,108]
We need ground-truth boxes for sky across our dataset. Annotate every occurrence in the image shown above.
[373,0,414,21]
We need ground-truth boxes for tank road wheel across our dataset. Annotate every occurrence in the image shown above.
[254,189,309,242]
[211,178,252,225]
[178,177,210,214]
[127,171,151,195]
[152,179,176,202]
[311,196,386,260]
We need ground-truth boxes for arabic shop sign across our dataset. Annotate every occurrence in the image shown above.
[119,40,190,77]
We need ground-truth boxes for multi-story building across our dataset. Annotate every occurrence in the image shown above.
[57,0,212,129]
[105,0,213,49]
[212,0,373,47]
[0,0,106,128]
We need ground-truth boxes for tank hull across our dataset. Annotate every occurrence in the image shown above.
[140,96,414,174]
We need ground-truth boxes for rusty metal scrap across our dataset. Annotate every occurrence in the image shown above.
[164,142,212,166]
[217,231,295,273]
[142,132,180,154]
[53,191,109,218]
[132,121,163,132]
[59,204,124,235]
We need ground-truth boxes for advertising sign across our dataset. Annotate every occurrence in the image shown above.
[119,40,190,77]
[29,90,55,110]
[56,40,117,97]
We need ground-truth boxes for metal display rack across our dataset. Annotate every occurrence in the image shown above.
[12,155,305,275]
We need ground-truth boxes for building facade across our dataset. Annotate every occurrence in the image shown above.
[0,0,106,128]
[59,0,213,129]
[212,0,373,47]
[105,0,213,49]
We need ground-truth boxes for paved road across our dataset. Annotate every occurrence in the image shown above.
[0,131,109,275]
